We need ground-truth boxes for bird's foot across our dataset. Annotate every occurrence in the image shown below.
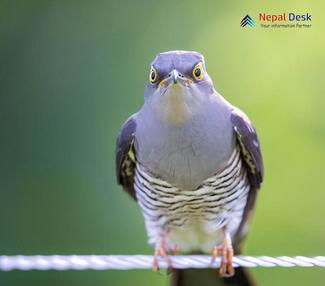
[211,233,234,277]
[172,244,179,256]
[153,239,172,273]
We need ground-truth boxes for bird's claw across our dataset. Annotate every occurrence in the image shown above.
[153,239,173,273]
[172,244,179,256]
[211,235,234,277]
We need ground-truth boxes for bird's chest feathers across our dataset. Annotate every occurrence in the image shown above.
[137,121,234,189]
[136,96,235,189]
[144,125,216,189]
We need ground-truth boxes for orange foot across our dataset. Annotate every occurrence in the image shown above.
[172,244,179,256]
[153,239,172,273]
[211,232,234,277]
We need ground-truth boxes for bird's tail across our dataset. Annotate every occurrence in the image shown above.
[171,267,256,286]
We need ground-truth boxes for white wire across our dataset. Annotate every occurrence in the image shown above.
[1,255,325,271]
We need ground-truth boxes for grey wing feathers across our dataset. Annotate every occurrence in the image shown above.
[116,114,137,200]
[231,108,264,190]
[231,108,264,249]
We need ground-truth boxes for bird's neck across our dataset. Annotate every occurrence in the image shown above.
[160,86,191,125]
[149,85,207,126]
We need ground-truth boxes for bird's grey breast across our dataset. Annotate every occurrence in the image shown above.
[134,98,236,189]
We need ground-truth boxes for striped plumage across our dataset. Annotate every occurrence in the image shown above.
[134,147,250,253]
[116,51,264,283]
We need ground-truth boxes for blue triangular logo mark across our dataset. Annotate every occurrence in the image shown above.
[240,15,254,27]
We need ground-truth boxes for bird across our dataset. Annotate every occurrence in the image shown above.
[116,50,263,283]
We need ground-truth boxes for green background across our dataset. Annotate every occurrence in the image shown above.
[0,0,324,285]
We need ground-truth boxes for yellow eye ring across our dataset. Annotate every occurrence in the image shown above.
[149,67,158,83]
[192,64,203,80]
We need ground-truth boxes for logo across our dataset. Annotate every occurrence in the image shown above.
[240,15,254,27]
[240,12,312,29]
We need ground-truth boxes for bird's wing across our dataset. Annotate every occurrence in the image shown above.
[116,114,137,200]
[231,108,264,189]
[230,107,264,249]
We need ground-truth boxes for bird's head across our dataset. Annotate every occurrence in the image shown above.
[144,51,215,124]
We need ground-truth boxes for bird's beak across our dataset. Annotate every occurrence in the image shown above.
[170,69,178,84]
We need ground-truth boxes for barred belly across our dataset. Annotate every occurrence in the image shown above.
[134,147,250,253]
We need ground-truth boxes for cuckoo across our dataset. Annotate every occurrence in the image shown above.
[116,51,264,283]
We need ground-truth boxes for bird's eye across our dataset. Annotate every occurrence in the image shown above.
[149,67,158,83]
[192,64,203,80]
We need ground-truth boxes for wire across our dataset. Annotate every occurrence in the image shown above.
[1,255,325,271]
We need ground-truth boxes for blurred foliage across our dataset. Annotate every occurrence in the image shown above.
[0,0,324,285]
